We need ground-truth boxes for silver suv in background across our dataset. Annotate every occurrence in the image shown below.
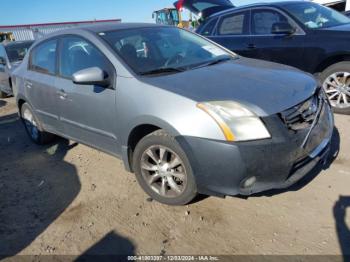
[0,41,33,98]
[13,24,334,205]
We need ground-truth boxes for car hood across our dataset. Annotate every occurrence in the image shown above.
[319,23,350,32]
[141,58,317,117]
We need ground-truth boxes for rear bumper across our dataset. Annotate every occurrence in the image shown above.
[176,103,334,197]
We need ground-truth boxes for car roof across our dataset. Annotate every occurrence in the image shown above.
[208,1,305,18]
[54,22,166,36]
[1,40,34,47]
[30,23,169,45]
[29,23,172,52]
[83,22,166,33]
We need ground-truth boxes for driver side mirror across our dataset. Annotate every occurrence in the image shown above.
[72,67,110,87]
[271,22,296,35]
[0,57,6,66]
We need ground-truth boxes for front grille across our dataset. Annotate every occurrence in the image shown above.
[280,92,321,131]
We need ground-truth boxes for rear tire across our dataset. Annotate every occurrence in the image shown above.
[133,130,197,206]
[20,103,55,145]
[320,62,350,115]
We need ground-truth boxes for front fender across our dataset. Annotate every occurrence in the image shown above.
[121,115,181,146]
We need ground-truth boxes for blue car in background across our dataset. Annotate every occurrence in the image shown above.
[180,0,350,114]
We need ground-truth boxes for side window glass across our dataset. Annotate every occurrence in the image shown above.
[201,18,218,36]
[59,37,112,79]
[30,40,57,74]
[218,12,246,35]
[252,10,288,35]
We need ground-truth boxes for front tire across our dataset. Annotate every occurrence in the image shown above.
[133,130,197,206]
[20,103,55,145]
[320,62,350,115]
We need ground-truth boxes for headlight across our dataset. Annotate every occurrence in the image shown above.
[197,101,271,142]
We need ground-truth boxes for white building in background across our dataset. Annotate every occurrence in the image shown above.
[0,19,121,42]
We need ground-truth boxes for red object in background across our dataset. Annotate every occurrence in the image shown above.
[176,0,185,10]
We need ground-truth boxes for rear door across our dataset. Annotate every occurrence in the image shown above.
[25,39,62,133]
[207,10,252,57]
[55,36,118,155]
[175,0,234,19]
[248,7,306,69]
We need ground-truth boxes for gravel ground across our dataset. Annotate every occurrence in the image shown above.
[0,97,349,258]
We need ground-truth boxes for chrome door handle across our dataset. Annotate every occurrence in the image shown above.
[247,44,256,49]
[57,89,68,99]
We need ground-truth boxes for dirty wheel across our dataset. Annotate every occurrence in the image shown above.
[320,62,350,115]
[133,130,197,206]
[21,103,55,145]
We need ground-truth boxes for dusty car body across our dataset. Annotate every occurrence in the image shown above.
[12,24,334,205]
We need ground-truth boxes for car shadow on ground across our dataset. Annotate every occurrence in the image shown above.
[0,113,81,258]
[334,196,350,258]
[76,231,135,261]
[244,127,340,198]
[0,99,7,108]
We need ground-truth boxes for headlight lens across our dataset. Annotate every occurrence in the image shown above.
[197,101,271,142]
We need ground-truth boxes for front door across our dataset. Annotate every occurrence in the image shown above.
[248,8,306,69]
[55,36,118,155]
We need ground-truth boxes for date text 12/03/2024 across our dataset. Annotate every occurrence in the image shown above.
[127,256,220,261]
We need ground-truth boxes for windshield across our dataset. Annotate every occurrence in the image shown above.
[100,27,234,75]
[5,42,33,63]
[283,2,350,29]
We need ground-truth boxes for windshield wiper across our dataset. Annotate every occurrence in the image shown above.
[190,57,233,70]
[140,67,185,76]
[205,57,233,66]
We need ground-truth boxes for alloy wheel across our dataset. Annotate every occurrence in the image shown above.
[323,71,350,109]
[23,108,39,141]
[140,145,187,198]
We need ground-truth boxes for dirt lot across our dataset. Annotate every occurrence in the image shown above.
[0,97,349,258]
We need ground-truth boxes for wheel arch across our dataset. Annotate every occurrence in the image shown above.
[16,95,36,117]
[16,96,27,114]
[315,53,350,74]
[122,117,181,173]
